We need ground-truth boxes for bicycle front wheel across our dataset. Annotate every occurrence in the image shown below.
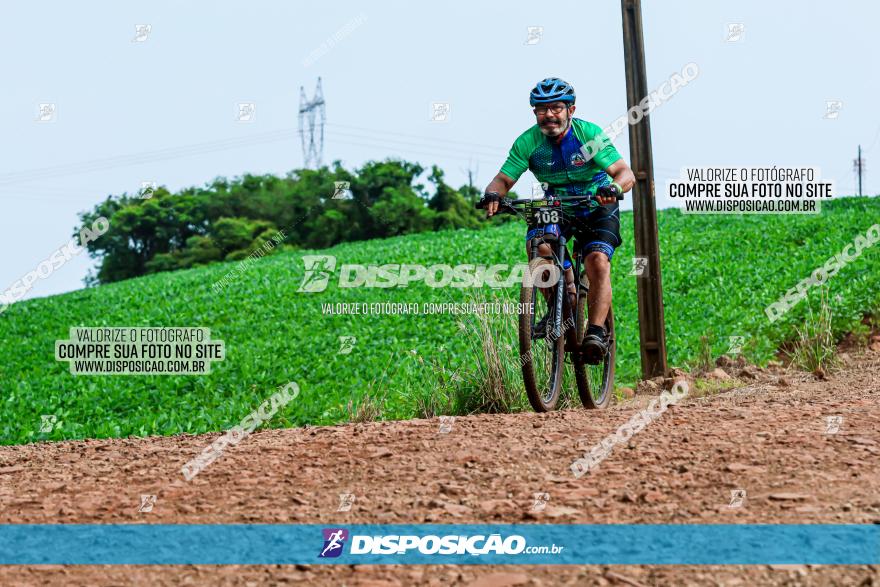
[519,284,564,412]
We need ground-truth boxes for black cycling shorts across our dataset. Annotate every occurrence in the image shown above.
[525,202,622,267]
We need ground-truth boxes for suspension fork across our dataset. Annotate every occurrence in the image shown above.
[554,235,567,339]
[528,235,567,339]
[574,243,586,309]
[528,238,541,330]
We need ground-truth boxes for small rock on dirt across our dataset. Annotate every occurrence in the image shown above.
[738,368,758,380]
[636,379,660,395]
[706,367,732,380]
[469,572,530,587]
[604,570,650,587]
[665,375,692,390]
[439,483,466,496]
[768,493,810,501]
[640,490,664,504]
[724,463,751,472]
[544,506,582,518]
[768,565,808,576]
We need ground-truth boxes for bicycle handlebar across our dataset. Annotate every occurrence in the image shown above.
[475,192,624,210]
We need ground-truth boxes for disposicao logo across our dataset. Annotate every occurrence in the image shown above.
[298,255,337,293]
[319,528,349,558]
[296,255,561,293]
[316,530,565,558]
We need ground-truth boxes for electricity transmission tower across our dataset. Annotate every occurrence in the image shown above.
[299,77,326,169]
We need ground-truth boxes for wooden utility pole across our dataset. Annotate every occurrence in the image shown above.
[854,145,864,196]
[463,160,478,192]
[621,0,668,378]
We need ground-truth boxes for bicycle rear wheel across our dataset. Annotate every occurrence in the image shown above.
[574,291,615,409]
[519,283,565,412]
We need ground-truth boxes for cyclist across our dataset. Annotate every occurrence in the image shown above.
[481,77,635,364]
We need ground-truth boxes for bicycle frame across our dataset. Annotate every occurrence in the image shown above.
[476,191,621,410]
[478,192,619,342]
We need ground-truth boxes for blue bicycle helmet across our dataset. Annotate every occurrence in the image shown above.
[530,77,576,105]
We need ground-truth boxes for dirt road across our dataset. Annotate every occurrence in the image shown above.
[1,352,878,586]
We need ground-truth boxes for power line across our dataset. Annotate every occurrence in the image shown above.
[864,124,880,152]
[0,134,501,202]
[326,122,509,152]
[0,121,506,188]
[326,129,505,157]
[324,131,503,160]
[0,129,300,187]
[325,136,500,167]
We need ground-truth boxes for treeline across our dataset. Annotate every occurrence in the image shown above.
[77,159,499,284]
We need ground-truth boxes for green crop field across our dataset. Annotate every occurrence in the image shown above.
[1,197,878,445]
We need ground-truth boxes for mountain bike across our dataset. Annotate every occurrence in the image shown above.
[476,192,622,412]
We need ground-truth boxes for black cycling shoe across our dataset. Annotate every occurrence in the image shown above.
[581,325,608,365]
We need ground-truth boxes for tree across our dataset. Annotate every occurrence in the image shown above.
[75,159,493,284]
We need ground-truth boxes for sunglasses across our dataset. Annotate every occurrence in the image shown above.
[533,104,568,115]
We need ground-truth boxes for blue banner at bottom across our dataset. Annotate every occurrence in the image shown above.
[0,524,877,565]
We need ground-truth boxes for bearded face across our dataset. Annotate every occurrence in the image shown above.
[535,102,573,138]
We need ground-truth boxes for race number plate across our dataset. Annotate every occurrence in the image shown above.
[534,208,560,225]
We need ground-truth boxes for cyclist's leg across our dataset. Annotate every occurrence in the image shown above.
[584,250,612,326]
[525,225,560,296]
[572,203,621,328]
[524,225,576,302]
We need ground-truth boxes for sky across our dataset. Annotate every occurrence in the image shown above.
[1,0,878,302]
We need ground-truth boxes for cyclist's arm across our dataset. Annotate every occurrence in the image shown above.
[484,128,538,216]
[599,159,635,204]
[483,172,515,217]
